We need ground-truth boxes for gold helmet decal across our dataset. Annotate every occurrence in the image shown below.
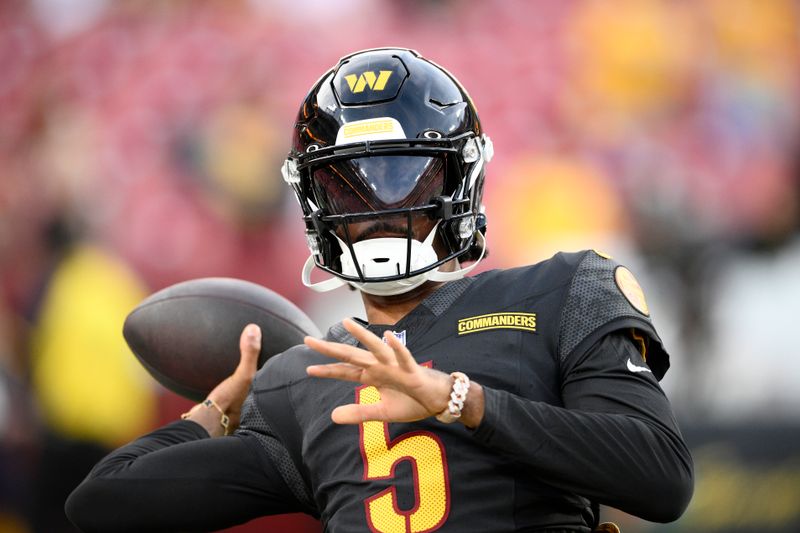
[333,53,407,105]
[344,70,393,93]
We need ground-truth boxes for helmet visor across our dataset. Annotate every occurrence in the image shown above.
[311,155,445,215]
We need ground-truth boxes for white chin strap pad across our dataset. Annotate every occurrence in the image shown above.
[301,231,487,296]
[339,225,439,279]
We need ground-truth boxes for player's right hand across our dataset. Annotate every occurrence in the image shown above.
[183,324,260,437]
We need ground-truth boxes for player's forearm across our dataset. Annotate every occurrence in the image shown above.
[470,387,693,522]
[66,421,210,532]
[457,380,484,428]
[66,421,289,532]
[84,420,210,477]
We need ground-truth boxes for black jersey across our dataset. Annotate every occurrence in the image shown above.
[66,251,693,533]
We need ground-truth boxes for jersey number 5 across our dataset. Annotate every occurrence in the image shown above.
[357,384,450,533]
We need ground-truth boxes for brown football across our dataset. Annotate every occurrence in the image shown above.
[123,278,320,401]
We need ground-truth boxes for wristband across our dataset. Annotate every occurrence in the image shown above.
[181,398,231,435]
[435,372,470,423]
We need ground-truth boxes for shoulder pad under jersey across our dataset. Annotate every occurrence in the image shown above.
[557,250,670,380]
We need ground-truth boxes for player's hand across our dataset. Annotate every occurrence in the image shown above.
[305,318,454,424]
[185,324,260,437]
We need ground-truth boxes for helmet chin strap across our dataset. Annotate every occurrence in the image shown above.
[427,231,486,282]
[301,230,487,296]
[301,256,347,292]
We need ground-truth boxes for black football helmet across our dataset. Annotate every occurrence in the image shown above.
[282,48,492,295]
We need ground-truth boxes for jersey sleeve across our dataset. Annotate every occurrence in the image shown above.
[237,385,316,513]
[557,250,669,380]
[238,345,321,514]
[470,332,694,523]
[65,420,306,533]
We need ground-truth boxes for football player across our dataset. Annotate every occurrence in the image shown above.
[66,48,693,532]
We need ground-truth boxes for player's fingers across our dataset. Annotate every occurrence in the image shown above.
[304,335,373,367]
[342,318,392,364]
[306,362,364,383]
[384,330,416,371]
[330,403,385,425]
[236,324,261,380]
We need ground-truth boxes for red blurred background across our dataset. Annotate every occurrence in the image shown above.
[1,1,799,531]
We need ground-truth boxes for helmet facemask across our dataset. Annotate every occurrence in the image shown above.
[284,133,491,295]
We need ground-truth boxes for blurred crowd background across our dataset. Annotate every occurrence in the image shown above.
[1,0,799,532]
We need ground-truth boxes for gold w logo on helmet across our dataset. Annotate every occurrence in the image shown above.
[344,70,393,93]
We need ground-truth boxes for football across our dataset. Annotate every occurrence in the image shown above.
[123,278,321,401]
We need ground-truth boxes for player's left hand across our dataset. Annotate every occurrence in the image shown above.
[305,318,453,424]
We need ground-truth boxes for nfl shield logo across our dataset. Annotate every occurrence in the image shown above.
[386,330,406,346]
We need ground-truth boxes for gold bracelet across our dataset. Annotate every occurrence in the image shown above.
[181,398,231,435]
